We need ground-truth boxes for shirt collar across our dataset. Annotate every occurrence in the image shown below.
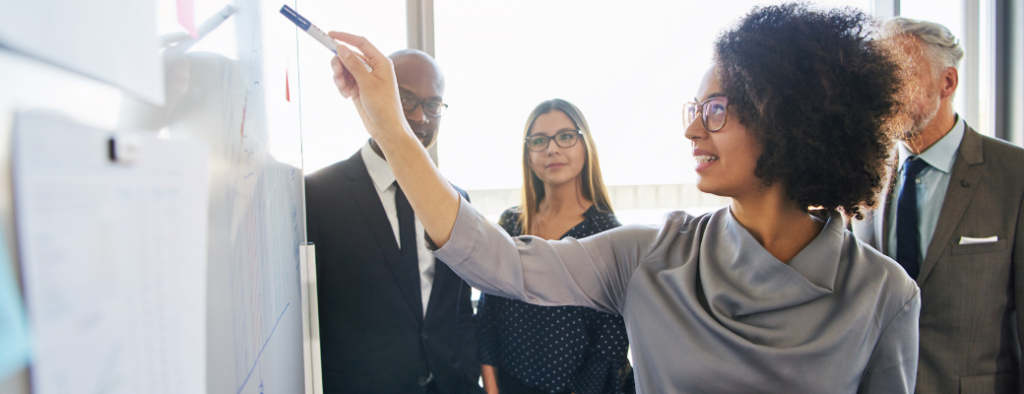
[897,115,965,174]
[360,140,396,193]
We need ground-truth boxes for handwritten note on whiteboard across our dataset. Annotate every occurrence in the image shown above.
[12,112,210,394]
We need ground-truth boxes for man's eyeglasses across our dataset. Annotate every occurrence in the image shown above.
[683,96,729,132]
[525,130,583,152]
[401,95,448,117]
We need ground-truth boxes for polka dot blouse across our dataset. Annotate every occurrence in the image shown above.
[476,205,634,394]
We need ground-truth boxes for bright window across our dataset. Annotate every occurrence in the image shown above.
[299,0,407,174]
[434,0,871,224]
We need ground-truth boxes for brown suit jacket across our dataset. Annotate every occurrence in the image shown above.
[852,126,1024,394]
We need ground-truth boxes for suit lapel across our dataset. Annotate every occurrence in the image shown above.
[422,188,469,323]
[877,164,898,252]
[424,258,454,323]
[916,127,985,285]
[345,154,424,323]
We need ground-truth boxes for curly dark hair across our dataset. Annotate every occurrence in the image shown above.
[715,3,903,218]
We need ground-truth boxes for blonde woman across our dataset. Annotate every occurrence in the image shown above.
[476,99,633,394]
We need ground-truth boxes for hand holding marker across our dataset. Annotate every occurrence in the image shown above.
[279,5,373,73]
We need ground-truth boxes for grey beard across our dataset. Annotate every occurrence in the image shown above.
[900,102,939,141]
[898,126,922,141]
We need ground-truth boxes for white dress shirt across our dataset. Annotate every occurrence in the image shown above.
[361,141,435,317]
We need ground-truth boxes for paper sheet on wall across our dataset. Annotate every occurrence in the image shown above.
[0,0,164,105]
[12,112,209,394]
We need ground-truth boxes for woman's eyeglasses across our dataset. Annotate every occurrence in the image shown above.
[683,96,729,132]
[525,130,582,152]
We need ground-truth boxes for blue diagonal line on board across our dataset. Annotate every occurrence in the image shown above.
[236,303,291,394]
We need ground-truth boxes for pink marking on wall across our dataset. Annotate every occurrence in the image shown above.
[240,93,249,144]
[176,0,197,38]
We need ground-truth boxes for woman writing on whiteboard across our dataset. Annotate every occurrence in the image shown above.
[476,99,633,394]
[327,4,920,392]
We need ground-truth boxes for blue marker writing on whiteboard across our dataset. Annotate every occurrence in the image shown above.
[280,4,373,72]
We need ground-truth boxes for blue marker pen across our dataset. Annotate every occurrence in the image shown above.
[280,4,373,72]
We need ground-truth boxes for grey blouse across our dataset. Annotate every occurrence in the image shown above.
[434,198,921,393]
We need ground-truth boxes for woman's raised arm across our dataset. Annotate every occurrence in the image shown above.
[328,31,461,247]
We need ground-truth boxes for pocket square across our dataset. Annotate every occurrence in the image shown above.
[959,236,999,245]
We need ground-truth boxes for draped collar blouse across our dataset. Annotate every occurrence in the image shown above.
[434,198,921,393]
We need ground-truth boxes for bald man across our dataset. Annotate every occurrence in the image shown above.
[306,49,483,394]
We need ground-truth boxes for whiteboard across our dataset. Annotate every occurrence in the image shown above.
[0,0,309,392]
[150,1,307,393]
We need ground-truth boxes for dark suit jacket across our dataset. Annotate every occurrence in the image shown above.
[306,151,482,394]
[852,126,1024,394]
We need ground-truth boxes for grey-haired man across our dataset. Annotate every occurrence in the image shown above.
[852,18,1024,394]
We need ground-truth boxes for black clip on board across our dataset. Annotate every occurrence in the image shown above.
[108,134,141,164]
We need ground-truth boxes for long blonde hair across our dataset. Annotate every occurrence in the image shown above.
[518,99,613,233]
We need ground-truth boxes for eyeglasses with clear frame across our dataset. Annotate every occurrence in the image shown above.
[525,129,583,152]
[400,95,448,117]
[683,96,729,132]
